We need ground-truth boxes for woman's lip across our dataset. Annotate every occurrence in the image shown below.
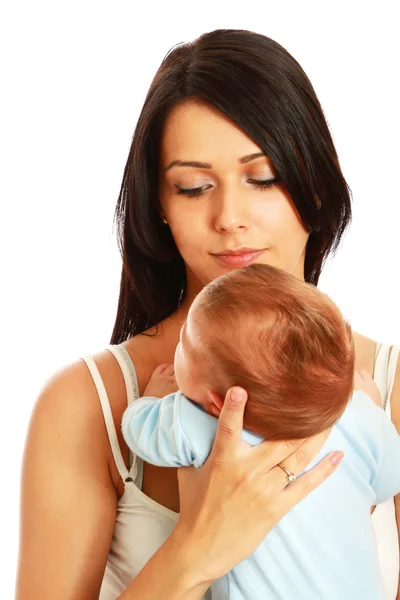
[212,249,266,267]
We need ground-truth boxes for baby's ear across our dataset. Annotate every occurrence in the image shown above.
[207,390,225,416]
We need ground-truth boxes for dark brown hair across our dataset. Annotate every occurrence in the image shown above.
[194,264,354,440]
[111,29,352,343]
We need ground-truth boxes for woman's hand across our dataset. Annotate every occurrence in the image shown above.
[172,386,344,587]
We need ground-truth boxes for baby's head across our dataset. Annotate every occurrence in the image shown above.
[174,264,354,441]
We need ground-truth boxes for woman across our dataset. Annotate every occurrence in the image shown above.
[16,29,400,599]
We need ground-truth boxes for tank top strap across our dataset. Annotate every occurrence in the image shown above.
[107,343,143,478]
[81,353,130,481]
[374,342,400,416]
[106,344,140,406]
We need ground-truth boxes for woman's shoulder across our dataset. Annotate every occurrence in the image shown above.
[30,351,122,466]
[352,329,399,383]
[33,333,171,468]
[18,352,125,598]
[353,330,400,431]
[33,325,172,431]
[28,346,138,496]
[34,355,108,426]
[35,335,158,423]
[352,330,377,375]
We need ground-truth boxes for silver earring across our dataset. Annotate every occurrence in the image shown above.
[162,217,168,225]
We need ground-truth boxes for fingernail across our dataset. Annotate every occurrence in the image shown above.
[329,451,344,465]
[231,388,244,404]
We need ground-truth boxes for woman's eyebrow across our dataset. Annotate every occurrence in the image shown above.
[164,152,266,172]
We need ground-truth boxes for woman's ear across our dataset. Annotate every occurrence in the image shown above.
[207,390,225,416]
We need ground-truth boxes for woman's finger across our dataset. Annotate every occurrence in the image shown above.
[248,437,306,476]
[211,387,248,462]
[276,450,344,517]
[247,431,331,488]
[276,430,331,478]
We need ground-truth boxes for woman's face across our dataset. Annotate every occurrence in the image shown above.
[159,100,310,299]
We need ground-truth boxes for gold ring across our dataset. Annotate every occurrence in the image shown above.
[278,463,297,483]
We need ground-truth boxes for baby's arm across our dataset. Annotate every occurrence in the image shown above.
[122,365,214,467]
[122,392,195,467]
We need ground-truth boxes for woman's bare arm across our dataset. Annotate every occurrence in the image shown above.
[16,361,118,600]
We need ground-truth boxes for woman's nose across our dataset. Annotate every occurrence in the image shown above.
[213,194,251,234]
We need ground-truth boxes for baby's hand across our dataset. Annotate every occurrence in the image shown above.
[354,370,382,407]
[143,364,178,398]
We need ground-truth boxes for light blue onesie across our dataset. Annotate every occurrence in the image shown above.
[122,391,400,600]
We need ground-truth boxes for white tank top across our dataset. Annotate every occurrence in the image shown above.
[80,342,399,600]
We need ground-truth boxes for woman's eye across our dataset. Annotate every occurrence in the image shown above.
[174,184,211,198]
[174,177,279,198]
[248,176,279,189]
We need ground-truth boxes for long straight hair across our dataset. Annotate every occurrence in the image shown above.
[111,29,352,343]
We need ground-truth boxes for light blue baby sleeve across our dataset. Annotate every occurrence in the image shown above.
[122,391,263,468]
[121,391,199,467]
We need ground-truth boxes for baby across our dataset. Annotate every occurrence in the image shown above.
[122,264,400,600]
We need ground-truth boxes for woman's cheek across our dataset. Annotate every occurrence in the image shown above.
[173,223,206,259]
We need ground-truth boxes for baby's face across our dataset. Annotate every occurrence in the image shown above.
[174,307,210,409]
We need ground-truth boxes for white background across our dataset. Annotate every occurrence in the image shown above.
[1,1,399,596]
